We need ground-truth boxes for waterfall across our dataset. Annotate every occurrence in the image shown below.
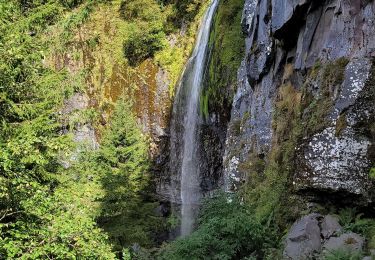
[169,0,219,237]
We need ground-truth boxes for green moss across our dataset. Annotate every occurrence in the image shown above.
[335,113,347,137]
[369,168,375,179]
[200,0,245,116]
[322,57,349,92]
[231,119,242,136]
[240,78,304,232]
[303,58,349,137]
[242,111,251,123]
[200,92,209,119]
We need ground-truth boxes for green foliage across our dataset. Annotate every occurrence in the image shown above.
[337,208,375,237]
[158,195,268,260]
[60,0,84,8]
[95,98,165,253]
[370,167,375,179]
[323,249,363,260]
[0,1,132,258]
[0,171,115,259]
[1,0,216,258]
[123,25,166,66]
[59,0,102,42]
[201,0,245,117]
[155,0,210,95]
[120,0,166,66]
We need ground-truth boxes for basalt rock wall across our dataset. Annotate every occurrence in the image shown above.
[224,0,375,203]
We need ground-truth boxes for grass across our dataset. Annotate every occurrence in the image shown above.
[302,58,349,137]
[335,113,347,136]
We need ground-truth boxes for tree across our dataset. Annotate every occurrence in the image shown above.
[0,1,115,258]
[96,99,164,255]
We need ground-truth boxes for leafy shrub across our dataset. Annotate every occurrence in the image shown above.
[157,195,267,260]
[123,26,166,66]
[338,208,375,236]
[120,0,166,66]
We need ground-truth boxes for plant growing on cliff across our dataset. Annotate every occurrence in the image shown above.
[302,58,349,137]
[120,0,167,66]
[369,168,375,179]
[200,0,245,118]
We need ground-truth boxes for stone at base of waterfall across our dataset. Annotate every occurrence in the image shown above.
[283,213,365,259]
[323,232,364,253]
[321,215,342,239]
[283,214,322,259]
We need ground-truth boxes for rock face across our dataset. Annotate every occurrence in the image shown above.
[224,0,375,202]
[295,58,374,200]
[224,0,272,192]
[61,93,99,150]
[284,214,364,259]
[60,93,99,168]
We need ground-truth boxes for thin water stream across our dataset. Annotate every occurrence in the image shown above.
[169,0,219,237]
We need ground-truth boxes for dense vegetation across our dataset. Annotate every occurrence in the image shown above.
[0,0,208,258]
[157,195,272,259]
[0,0,114,257]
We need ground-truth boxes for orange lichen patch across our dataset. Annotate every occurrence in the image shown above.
[133,60,158,116]
[345,237,358,245]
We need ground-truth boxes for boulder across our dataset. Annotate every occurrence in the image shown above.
[323,232,365,253]
[283,214,322,259]
[321,215,342,239]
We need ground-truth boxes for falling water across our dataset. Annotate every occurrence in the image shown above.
[169,0,219,237]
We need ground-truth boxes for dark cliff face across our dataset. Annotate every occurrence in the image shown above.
[224,0,375,203]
